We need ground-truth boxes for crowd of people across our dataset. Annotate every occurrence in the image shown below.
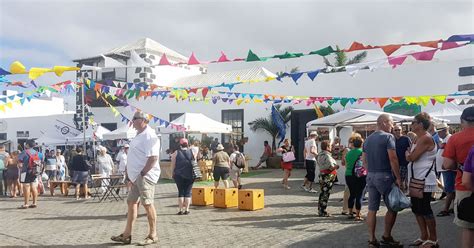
[1,107,473,247]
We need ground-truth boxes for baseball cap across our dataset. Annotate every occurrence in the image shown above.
[461,106,474,122]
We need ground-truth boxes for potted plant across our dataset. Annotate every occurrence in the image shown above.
[248,104,293,168]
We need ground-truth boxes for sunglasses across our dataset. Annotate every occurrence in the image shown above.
[393,129,401,131]
[133,117,144,121]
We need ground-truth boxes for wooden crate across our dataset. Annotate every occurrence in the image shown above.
[213,188,238,208]
[192,187,214,206]
[238,189,264,211]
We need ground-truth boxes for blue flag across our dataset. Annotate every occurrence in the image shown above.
[271,105,286,146]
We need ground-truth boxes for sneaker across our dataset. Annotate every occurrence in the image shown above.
[299,185,307,191]
[308,188,318,193]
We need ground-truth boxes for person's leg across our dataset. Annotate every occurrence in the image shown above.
[342,186,350,214]
[123,201,138,237]
[183,179,193,212]
[184,197,191,211]
[367,210,377,241]
[75,184,80,199]
[355,178,366,216]
[425,217,437,242]
[318,175,331,214]
[223,179,229,188]
[383,210,398,239]
[461,228,474,248]
[178,197,184,211]
[414,215,428,241]
[22,184,30,206]
[30,182,38,205]
[346,176,356,215]
[143,204,157,238]
[84,183,90,199]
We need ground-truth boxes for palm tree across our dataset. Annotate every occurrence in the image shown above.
[323,45,367,73]
[248,104,294,154]
[276,67,300,78]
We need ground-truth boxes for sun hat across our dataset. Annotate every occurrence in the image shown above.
[123,144,130,148]
[435,122,448,130]
[216,144,224,151]
[309,131,318,136]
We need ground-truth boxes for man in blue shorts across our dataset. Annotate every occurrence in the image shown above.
[363,114,402,247]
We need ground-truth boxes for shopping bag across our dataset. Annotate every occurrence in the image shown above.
[387,184,411,212]
[282,151,295,162]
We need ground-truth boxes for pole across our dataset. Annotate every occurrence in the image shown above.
[81,77,86,153]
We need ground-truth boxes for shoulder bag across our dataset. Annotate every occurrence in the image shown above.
[408,160,435,199]
[181,150,202,181]
[282,146,295,162]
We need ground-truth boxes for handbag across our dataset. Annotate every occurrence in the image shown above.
[282,151,295,162]
[182,149,202,181]
[408,160,435,199]
[458,193,474,223]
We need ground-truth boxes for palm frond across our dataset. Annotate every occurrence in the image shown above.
[347,51,368,65]
[323,57,333,67]
[248,118,278,136]
[289,67,300,73]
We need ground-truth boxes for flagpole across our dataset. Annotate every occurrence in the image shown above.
[82,77,86,153]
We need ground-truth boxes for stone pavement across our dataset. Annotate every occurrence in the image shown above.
[0,169,460,247]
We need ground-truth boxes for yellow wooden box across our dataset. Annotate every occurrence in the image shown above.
[191,187,214,206]
[213,188,238,208]
[238,189,264,211]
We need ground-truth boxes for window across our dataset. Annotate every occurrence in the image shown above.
[100,123,117,132]
[0,133,6,140]
[102,71,116,80]
[16,131,29,138]
[221,109,244,146]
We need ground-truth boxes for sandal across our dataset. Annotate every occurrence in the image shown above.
[111,233,131,244]
[17,205,29,209]
[381,236,401,246]
[436,210,449,217]
[29,204,37,208]
[137,235,158,246]
[368,239,380,248]
[408,238,425,246]
[318,212,332,217]
[354,216,364,221]
[421,240,439,248]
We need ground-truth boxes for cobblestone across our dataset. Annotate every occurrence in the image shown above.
[0,169,460,247]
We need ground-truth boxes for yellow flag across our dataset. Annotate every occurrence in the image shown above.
[52,66,80,76]
[10,61,27,74]
[313,104,324,118]
[236,99,244,105]
[0,105,5,112]
[29,68,53,80]
[418,96,430,106]
[433,95,447,104]
[5,102,13,109]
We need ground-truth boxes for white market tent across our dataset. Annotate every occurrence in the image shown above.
[306,108,448,130]
[423,102,465,124]
[102,125,137,140]
[164,113,232,134]
[36,126,111,145]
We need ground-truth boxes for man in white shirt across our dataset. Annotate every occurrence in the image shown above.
[111,111,160,246]
[301,131,318,193]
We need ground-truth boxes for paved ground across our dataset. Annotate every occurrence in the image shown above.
[0,169,460,247]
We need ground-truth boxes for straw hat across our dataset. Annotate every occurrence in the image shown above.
[216,144,224,151]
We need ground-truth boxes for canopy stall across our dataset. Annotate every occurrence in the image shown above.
[36,126,111,145]
[102,125,137,140]
[160,113,232,134]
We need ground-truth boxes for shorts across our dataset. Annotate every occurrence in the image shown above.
[454,190,474,229]
[305,160,316,182]
[20,171,37,184]
[441,171,456,193]
[411,192,434,217]
[72,171,89,184]
[259,155,269,164]
[128,175,156,205]
[229,167,241,181]
[213,166,230,181]
[45,170,57,181]
[367,171,394,211]
[281,161,293,170]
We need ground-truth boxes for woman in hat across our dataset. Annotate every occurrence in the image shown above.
[212,144,230,188]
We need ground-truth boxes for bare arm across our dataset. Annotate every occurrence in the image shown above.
[170,151,177,173]
[442,157,457,170]
[388,149,401,186]
[462,171,472,190]
[362,152,368,169]
[406,136,434,162]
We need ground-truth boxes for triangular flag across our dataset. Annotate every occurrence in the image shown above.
[10,61,27,74]
[307,70,320,81]
[411,49,437,61]
[290,73,304,84]
[0,67,11,75]
[378,98,389,108]
[418,96,430,106]
[187,52,200,65]
[440,42,462,50]
[309,46,335,56]
[52,66,80,76]
[201,88,209,98]
[0,105,5,112]
[236,99,244,105]
[159,54,171,65]
[388,56,407,68]
[217,51,230,62]
[433,95,447,103]
[380,44,402,56]
[245,50,261,62]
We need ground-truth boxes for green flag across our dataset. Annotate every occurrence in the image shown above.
[309,46,335,56]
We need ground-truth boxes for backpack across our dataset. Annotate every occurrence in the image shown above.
[353,154,367,178]
[234,152,246,169]
[26,150,42,175]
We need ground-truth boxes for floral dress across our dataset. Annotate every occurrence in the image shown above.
[316,150,338,216]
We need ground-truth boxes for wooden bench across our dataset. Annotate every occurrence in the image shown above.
[49,181,88,197]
